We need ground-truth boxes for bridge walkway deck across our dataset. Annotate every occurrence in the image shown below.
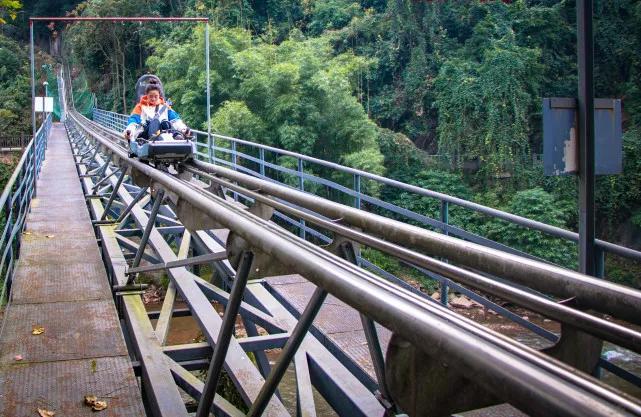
[0,123,145,416]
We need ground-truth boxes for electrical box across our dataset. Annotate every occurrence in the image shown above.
[543,98,622,176]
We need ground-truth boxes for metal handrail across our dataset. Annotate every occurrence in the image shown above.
[70,110,641,417]
[0,114,52,302]
[92,107,641,267]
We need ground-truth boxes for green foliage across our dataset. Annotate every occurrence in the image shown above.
[0,0,21,24]
[387,169,472,228]
[0,156,17,191]
[434,34,542,178]
[148,27,385,186]
[308,0,363,35]
[65,0,167,112]
[594,127,641,238]
[211,100,267,141]
[480,187,577,268]
[0,33,30,134]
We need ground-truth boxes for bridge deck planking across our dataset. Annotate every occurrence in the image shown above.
[0,123,145,416]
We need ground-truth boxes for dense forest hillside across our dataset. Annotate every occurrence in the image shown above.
[1,0,641,284]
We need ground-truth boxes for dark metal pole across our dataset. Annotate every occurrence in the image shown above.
[577,0,596,276]
[247,287,328,417]
[115,186,148,223]
[29,21,37,197]
[195,251,254,417]
[126,188,164,285]
[100,168,127,220]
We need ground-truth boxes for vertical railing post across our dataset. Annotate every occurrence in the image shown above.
[231,141,237,170]
[298,158,306,239]
[440,200,449,306]
[231,141,239,201]
[205,22,212,163]
[354,174,361,210]
[577,0,596,276]
[29,20,37,198]
[595,246,605,278]
[259,148,265,177]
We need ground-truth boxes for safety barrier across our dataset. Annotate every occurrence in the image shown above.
[91,108,641,272]
[0,114,52,302]
[92,106,641,389]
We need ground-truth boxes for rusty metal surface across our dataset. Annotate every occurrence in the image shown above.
[0,298,127,364]
[17,235,103,265]
[11,263,111,303]
[265,275,391,381]
[0,123,144,416]
[0,357,146,416]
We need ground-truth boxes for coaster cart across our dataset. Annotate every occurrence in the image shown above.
[128,75,195,166]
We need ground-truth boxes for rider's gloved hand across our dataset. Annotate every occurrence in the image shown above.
[124,123,139,141]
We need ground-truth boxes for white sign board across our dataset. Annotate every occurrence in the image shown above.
[35,97,54,113]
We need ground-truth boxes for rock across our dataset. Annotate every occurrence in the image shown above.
[521,316,529,321]
[431,291,440,301]
[450,296,475,309]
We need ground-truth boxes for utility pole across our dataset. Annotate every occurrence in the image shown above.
[577,0,596,276]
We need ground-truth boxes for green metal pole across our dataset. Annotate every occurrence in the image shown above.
[29,20,37,198]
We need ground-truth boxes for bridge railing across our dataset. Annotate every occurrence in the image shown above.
[91,108,641,389]
[0,135,30,150]
[0,114,51,303]
[92,108,641,273]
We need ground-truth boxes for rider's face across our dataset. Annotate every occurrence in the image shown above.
[147,90,161,105]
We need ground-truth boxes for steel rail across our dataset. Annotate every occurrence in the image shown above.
[67,111,641,417]
[170,173,641,416]
[184,166,641,353]
[91,118,641,334]
[77,112,641,408]
[66,121,283,416]
[179,166,641,415]
[91,109,641,262]
[184,128,640,261]
[189,159,641,326]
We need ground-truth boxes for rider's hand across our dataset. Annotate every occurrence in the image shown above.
[183,127,192,138]
[124,130,131,140]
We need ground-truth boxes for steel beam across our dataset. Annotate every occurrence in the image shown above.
[196,251,254,417]
[67,112,641,417]
[190,162,641,326]
[577,0,596,276]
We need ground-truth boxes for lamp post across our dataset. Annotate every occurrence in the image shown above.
[42,81,49,125]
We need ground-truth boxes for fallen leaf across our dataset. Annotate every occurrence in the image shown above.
[45,235,55,238]
[14,354,22,361]
[37,408,55,417]
[23,231,32,235]
[92,400,107,411]
[32,326,45,335]
[90,360,97,373]
[84,395,98,406]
